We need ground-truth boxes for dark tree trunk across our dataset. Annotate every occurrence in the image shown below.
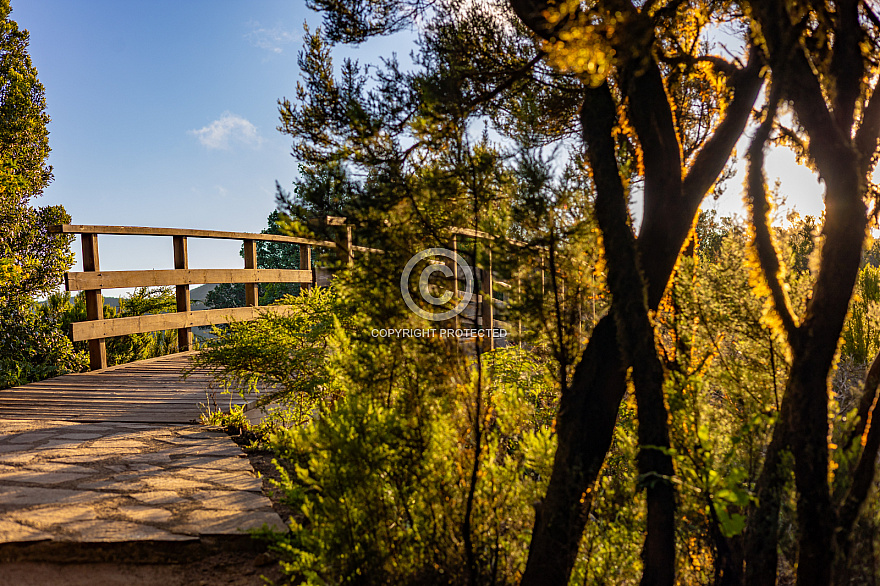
[505,3,763,584]
[581,82,677,586]
[520,65,761,586]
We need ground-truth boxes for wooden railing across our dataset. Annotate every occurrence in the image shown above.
[50,221,535,370]
[49,223,367,371]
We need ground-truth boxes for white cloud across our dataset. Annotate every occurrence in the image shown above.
[245,21,297,54]
[189,112,261,150]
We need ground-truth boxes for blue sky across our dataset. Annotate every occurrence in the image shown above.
[15,1,826,296]
[15,1,320,289]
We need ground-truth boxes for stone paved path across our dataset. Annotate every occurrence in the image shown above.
[0,418,286,562]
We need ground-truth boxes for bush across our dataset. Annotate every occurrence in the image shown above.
[0,298,86,389]
[189,287,354,424]
[265,335,557,585]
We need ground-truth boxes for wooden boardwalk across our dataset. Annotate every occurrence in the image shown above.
[0,353,249,424]
[0,352,286,568]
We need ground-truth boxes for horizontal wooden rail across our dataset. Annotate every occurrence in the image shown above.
[70,305,293,342]
[49,224,382,253]
[49,224,337,247]
[65,268,313,291]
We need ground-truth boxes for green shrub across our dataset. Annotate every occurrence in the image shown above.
[189,287,353,424]
[264,336,557,585]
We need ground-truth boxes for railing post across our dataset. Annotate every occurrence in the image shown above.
[334,223,352,267]
[173,236,192,351]
[81,233,107,370]
[481,245,494,350]
[452,234,459,330]
[300,244,312,290]
[243,239,258,307]
[517,274,522,347]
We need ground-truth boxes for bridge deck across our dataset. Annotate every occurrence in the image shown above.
[0,353,246,424]
[0,353,287,565]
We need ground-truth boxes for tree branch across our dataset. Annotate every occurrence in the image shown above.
[844,347,880,453]
[745,87,800,343]
[837,348,880,540]
[467,51,546,109]
[855,74,880,177]
[659,52,740,77]
[682,48,763,208]
[831,0,863,133]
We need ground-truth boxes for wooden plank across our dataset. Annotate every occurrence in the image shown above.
[309,215,350,227]
[341,225,353,266]
[449,226,495,240]
[2,388,216,394]
[315,267,333,287]
[173,236,193,351]
[81,233,107,370]
[50,224,338,247]
[0,353,263,423]
[65,268,314,290]
[482,247,494,350]
[300,245,312,291]
[70,305,294,341]
[243,240,258,307]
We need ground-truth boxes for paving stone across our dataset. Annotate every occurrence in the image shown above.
[106,463,164,473]
[10,505,99,528]
[55,433,105,441]
[43,447,142,457]
[164,445,243,458]
[0,444,31,454]
[119,454,173,465]
[0,519,53,543]
[24,463,97,474]
[39,439,88,449]
[7,434,54,444]
[0,487,108,507]
[0,471,94,485]
[116,505,174,524]
[77,479,150,492]
[88,440,149,449]
[168,456,253,471]
[0,418,282,545]
[112,469,166,481]
[190,490,275,511]
[186,470,263,492]
[129,491,187,505]
[61,519,197,542]
[141,476,213,491]
[0,452,40,464]
[170,432,226,441]
[177,509,286,535]
[45,454,121,464]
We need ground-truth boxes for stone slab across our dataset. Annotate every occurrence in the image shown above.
[0,419,286,546]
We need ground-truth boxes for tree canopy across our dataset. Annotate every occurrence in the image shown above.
[0,0,81,388]
[269,0,880,584]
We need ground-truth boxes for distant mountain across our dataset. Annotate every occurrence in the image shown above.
[190,283,217,308]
